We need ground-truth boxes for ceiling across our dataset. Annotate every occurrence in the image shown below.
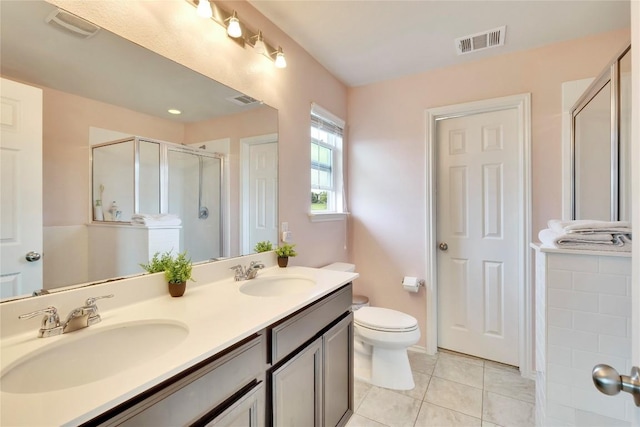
[248,0,631,87]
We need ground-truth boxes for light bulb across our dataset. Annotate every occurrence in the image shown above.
[275,48,287,68]
[253,31,267,55]
[196,0,212,18]
[227,13,242,38]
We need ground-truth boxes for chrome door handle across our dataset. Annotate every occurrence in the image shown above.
[438,242,448,251]
[25,251,41,262]
[592,364,640,407]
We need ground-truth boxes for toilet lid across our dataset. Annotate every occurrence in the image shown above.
[354,307,418,332]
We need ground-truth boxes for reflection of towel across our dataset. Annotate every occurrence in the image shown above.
[131,214,182,226]
[538,228,632,252]
[548,219,632,235]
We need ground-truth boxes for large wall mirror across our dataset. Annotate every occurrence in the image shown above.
[571,44,631,221]
[0,1,278,301]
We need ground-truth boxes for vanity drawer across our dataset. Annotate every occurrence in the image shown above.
[270,283,352,363]
[97,333,266,426]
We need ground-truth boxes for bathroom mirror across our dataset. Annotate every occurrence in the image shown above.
[0,1,278,300]
[571,44,631,221]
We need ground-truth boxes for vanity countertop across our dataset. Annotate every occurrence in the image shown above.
[0,265,358,426]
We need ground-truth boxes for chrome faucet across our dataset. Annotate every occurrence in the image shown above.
[230,261,265,281]
[19,294,114,338]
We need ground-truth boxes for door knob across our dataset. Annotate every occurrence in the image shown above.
[438,242,448,251]
[592,364,640,407]
[25,251,41,262]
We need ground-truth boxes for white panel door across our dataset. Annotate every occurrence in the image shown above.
[0,78,43,299]
[436,108,520,366]
[247,142,278,251]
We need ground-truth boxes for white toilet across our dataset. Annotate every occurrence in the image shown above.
[322,263,420,391]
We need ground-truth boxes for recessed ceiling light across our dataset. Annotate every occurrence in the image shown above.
[168,109,182,115]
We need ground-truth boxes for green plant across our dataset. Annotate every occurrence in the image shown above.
[140,251,172,273]
[164,251,194,284]
[275,243,297,258]
[254,241,274,253]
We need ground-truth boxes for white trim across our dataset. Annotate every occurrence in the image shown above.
[311,102,345,128]
[308,212,349,222]
[425,93,533,379]
[240,133,278,255]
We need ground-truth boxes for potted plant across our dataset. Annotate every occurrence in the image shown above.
[275,243,297,268]
[141,251,193,297]
[254,241,274,253]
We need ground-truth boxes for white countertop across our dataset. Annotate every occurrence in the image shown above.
[0,266,357,426]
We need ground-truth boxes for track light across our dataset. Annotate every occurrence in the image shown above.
[196,0,212,18]
[252,31,267,55]
[226,11,242,38]
[274,47,287,68]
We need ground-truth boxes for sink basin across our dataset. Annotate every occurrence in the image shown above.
[239,275,315,297]
[1,320,188,394]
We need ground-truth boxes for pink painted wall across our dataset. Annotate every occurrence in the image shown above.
[347,29,629,347]
[48,0,350,268]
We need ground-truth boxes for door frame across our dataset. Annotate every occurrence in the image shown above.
[240,133,278,254]
[425,93,533,378]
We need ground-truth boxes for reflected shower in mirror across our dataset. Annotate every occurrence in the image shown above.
[0,1,278,301]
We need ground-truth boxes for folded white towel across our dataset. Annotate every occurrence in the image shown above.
[131,214,182,226]
[538,228,631,252]
[548,219,632,235]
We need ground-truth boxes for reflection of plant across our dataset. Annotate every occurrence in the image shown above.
[254,241,274,253]
[140,251,194,284]
[275,244,297,258]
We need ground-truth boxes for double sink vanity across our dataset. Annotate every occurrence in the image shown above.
[0,254,357,426]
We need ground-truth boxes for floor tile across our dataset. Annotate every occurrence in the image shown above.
[482,391,535,427]
[484,366,535,403]
[481,422,501,427]
[433,356,484,388]
[424,377,483,418]
[357,386,421,427]
[415,402,482,426]
[347,414,388,427]
[408,350,438,375]
[392,371,431,401]
[354,379,373,410]
[437,349,485,367]
[484,359,519,373]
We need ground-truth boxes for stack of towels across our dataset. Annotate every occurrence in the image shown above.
[130,214,182,227]
[539,219,632,252]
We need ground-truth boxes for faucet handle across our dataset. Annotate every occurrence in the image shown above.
[85,294,114,306]
[19,306,62,337]
[230,264,243,272]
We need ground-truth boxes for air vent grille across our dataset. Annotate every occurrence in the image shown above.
[455,26,506,55]
[227,95,261,106]
[45,8,100,38]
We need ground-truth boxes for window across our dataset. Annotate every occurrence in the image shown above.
[310,103,346,221]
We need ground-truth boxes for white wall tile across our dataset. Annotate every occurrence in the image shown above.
[569,329,599,352]
[575,409,631,426]
[547,402,576,423]
[573,272,628,295]
[548,326,573,348]
[598,335,631,358]
[548,269,573,289]
[549,289,599,312]
[548,307,573,328]
[599,294,631,316]
[548,362,573,385]
[573,311,627,337]
[572,349,627,374]
[598,256,632,276]
[548,254,598,272]
[549,345,572,366]
[549,382,572,406]
[572,387,627,422]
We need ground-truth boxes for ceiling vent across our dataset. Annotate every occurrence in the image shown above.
[227,94,261,106]
[45,8,100,39]
[455,26,506,55]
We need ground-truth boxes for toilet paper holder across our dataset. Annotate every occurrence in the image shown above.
[401,276,425,291]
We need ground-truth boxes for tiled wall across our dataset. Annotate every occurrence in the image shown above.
[535,248,634,426]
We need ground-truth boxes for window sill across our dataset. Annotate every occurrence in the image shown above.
[308,212,349,223]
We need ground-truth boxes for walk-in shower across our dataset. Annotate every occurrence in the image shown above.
[91,137,224,268]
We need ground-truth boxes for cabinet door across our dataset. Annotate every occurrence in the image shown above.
[272,337,322,427]
[323,314,353,427]
[204,382,264,427]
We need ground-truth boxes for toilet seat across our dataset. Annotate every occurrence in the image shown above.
[354,307,418,333]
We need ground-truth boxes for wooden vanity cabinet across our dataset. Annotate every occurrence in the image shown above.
[269,284,354,427]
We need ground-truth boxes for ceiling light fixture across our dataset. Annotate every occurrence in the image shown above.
[168,109,182,115]
[196,0,212,19]
[274,47,287,68]
[226,11,242,38]
[252,30,267,55]
[186,0,288,69]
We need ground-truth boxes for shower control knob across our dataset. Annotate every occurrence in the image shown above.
[438,242,448,251]
[592,364,640,407]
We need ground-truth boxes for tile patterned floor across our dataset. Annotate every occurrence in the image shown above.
[347,349,536,427]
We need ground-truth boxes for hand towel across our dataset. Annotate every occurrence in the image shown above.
[538,228,631,252]
[548,219,632,235]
